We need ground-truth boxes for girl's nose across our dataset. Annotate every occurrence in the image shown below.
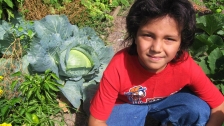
[150,40,162,53]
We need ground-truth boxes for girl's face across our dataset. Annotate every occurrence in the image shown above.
[135,15,181,73]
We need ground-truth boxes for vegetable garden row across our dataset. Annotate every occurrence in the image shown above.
[0,0,224,125]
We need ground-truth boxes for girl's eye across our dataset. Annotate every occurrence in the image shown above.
[143,34,152,38]
[166,38,176,41]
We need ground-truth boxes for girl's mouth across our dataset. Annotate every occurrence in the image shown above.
[148,55,163,61]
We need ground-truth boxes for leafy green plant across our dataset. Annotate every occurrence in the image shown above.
[0,14,35,100]
[81,0,113,21]
[203,0,224,13]
[42,0,71,9]
[190,13,224,94]
[79,0,132,36]
[0,0,14,21]
[80,0,114,35]
[17,70,63,104]
[0,0,24,21]
[110,0,130,7]
[0,70,66,125]
[0,14,35,55]
[196,13,224,35]
[24,15,114,113]
[80,0,131,22]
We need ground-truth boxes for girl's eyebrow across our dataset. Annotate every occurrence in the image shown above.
[139,30,180,38]
[164,35,180,38]
[138,30,154,35]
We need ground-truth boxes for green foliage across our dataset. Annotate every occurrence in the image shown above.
[80,0,130,22]
[190,13,224,94]
[80,0,114,35]
[0,14,34,55]
[203,0,224,13]
[0,15,34,101]
[196,13,224,35]
[18,70,63,104]
[110,0,130,7]
[81,0,111,20]
[78,0,131,36]
[0,70,67,125]
[0,0,24,21]
[0,0,14,21]
[42,0,71,9]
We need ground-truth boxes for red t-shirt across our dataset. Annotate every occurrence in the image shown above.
[90,48,224,120]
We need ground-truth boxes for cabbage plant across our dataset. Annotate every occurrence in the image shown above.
[26,15,114,109]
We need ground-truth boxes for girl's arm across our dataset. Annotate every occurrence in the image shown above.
[206,101,224,126]
[88,115,107,126]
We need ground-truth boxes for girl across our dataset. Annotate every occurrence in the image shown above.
[89,0,224,125]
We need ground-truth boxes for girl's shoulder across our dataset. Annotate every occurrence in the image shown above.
[170,52,201,73]
[171,52,194,65]
[110,47,134,62]
[114,48,129,56]
[104,47,137,74]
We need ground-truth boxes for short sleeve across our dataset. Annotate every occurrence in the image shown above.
[187,56,224,108]
[89,51,123,120]
[89,76,119,120]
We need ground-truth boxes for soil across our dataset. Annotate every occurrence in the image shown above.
[106,7,128,52]
[18,1,211,126]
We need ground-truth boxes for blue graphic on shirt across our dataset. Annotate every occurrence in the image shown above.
[124,85,147,104]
